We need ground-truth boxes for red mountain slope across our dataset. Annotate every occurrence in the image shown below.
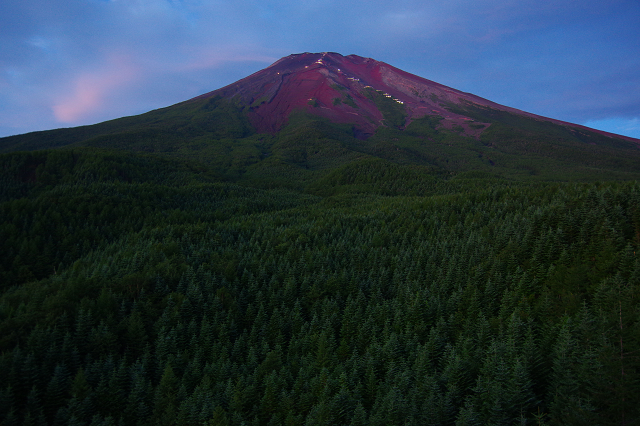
[193,52,638,142]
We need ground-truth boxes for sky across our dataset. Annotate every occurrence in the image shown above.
[1,0,639,139]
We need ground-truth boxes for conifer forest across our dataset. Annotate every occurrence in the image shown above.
[1,105,640,425]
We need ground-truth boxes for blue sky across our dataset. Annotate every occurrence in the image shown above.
[1,0,639,139]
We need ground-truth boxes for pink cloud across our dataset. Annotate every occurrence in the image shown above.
[52,55,139,123]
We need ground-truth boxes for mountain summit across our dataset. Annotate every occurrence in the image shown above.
[193,51,502,137]
[192,52,634,141]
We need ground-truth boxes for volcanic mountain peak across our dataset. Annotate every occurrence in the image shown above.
[194,52,483,135]
[194,52,467,135]
[192,52,636,143]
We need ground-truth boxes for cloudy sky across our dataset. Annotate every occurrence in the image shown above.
[1,0,639,139]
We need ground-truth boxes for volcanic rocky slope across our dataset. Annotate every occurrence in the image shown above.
[194,52,638,142]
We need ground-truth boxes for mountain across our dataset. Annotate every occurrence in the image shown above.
[2,54,640,425]
[2,52,640,185]
[195,52,637,141]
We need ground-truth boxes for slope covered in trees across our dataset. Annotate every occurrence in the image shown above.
[1,146,639,425]
[3,94,640,186]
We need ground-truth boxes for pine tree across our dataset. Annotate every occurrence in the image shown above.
[207,406,229,426]
[45,364,70,422]
[547,318,595,424]
[153,363,178,425]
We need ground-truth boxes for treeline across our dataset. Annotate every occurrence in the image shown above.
[0,149,638,425]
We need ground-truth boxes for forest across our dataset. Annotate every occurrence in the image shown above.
[1,104,639,425]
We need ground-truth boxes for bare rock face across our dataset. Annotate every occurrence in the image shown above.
[192,52,637,142]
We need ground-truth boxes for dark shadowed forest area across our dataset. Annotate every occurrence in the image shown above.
[1,101,640,425]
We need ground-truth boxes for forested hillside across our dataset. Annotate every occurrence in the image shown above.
[1,148,639,425]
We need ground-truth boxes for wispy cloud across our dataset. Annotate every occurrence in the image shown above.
[52,54,139,123]
[175,47,278,72]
